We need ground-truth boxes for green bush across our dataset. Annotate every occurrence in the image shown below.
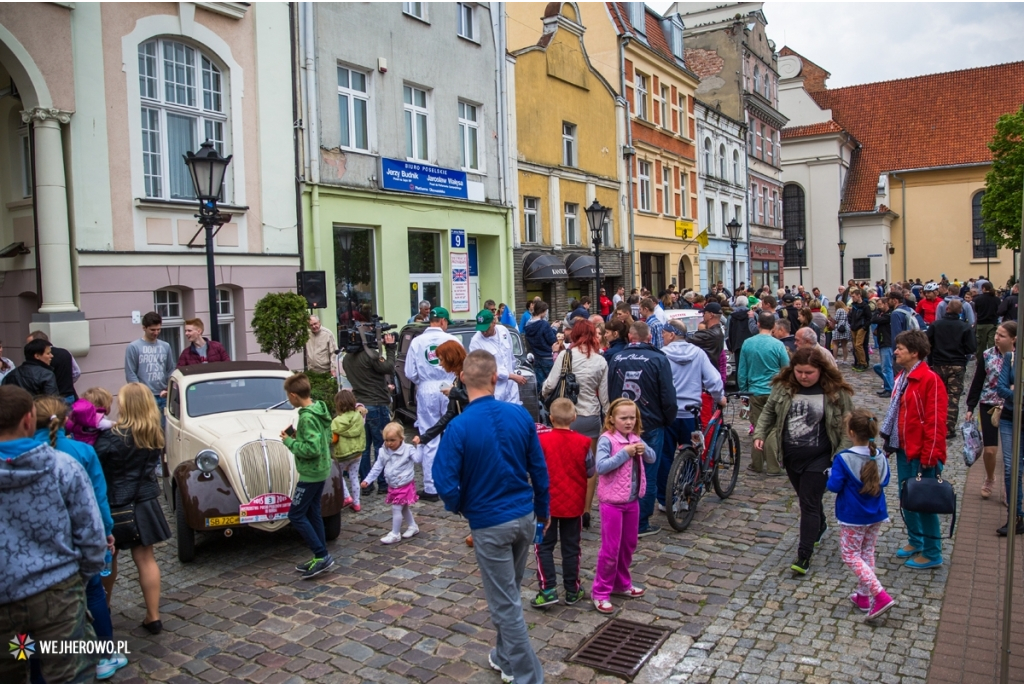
[306,370,338,415]
[251,292,310,366]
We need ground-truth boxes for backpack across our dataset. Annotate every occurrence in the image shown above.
[898,308,921,332]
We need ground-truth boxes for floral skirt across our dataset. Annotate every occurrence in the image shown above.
[386,481,419,506]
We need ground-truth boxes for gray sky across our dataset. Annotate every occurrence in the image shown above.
[648,2,1024,88]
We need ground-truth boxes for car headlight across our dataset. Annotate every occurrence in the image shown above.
[195,450,220,474]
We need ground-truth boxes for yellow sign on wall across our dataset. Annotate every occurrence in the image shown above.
[675,219,694,239]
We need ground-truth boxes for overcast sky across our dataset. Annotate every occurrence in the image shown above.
[648,2,1024,88]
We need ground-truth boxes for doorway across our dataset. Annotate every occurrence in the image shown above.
[408,230,442,318]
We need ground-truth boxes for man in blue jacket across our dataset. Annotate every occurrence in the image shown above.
[434,350,549,684]
[608,321,678,537]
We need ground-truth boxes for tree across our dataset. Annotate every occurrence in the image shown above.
[251,292,310,366]
[982,104,1024,248]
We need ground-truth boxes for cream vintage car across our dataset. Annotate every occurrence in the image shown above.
[164,361,345,562]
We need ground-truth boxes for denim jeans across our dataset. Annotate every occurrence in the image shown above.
[999,421,1024,517]
[895,449,943,561]
[638,426,665,533]
[360,405,389,489]
[86,573,113,655]
[657,417,696,506]
[873,346,894,392]
[288,479,327,558]
[532,357,553,393]
[155,395,167,428]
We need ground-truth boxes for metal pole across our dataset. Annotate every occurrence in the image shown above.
[799,249,804,286]
[731,241,738,295]
[205,220,220,342]
[840,249,845,283]
[594,236,601,314]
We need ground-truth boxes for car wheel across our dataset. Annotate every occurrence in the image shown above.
[324,512,342,541]
[174,487,196,563]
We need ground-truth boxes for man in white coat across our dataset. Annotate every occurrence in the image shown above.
[404,307,461,501]
[468,308,526,405]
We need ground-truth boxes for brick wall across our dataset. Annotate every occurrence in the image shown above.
[684,48,725,80]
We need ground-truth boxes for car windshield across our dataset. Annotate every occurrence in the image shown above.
[186,377,291,417]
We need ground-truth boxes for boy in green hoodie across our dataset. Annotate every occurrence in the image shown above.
[280,373,334,579]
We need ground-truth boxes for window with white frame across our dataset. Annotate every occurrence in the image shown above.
[706,198,715,234]
[766,126,773,164]
[19,132,32,198]
[523,197,539,244]
[216,288,234,359]
[403,84,430,161]
[679,170,688,216]
[755,122,763,158]
[753,65,761,94]
[764,73,771,100]
[564,203,579,245]
[456,3,476,40]
[750,183,757,222]
[138,39,228,201]
[638,160,651,211]
[721,201,729,233]
[154,289,185,360]
[734,205,743,231]
[562,122,577,167]
[718,143,727,178]
[772,190,779,226]
[602,215,613,247]
[662,167,672,215]
[660,86,669,129]
[337,66,369,151]
[635,73,648,121]
[403,2,426,20]
[703,138,712,175]
[733,149,740,184]
[458,100,480,170]
[762,187,770,226]
[678,94,687,134]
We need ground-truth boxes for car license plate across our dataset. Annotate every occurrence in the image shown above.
[205,516,240,527]
[239,493,292,523]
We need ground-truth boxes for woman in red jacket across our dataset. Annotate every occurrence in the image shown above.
[881,330,948,569]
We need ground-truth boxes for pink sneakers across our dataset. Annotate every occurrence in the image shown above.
[866,591,896,620]
[849,593,870,612]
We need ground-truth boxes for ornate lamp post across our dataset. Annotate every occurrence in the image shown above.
[838,239,847,284]
[183,141,233,342]
[795,235,806,286]
[726,218,742,295]
[585,199,611,304]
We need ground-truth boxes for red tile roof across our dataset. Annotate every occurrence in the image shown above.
[780,121,843,139]
[806,61,1024,213]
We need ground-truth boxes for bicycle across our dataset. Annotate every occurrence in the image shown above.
[665,392,744,532]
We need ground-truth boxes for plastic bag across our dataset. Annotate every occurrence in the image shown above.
[961,419,983,467]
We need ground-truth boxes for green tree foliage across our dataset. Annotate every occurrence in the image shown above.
[305,370,338,415]
[982,104,1024,248]
[251,292,310,366]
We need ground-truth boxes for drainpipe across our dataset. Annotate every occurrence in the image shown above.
[303,2,322,270]
[289,3,305,271]
[491,3,515,309]
[892,173,906,280]
[620,35,636,289]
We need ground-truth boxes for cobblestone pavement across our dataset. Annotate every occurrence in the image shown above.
[106,354,965,684]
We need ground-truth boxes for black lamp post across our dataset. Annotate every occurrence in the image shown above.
[338,231,354,324]
[585,199,611,304]
[795,235,806,286]
[184,140,233,343]
[726,218,742,295]
[838,239,847,283]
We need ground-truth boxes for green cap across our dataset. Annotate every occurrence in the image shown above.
[475,308,494,331]
[430,306,451,323]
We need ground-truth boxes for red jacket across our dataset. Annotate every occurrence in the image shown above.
[896,362,948,468]
[538,427,592,518]
[177,339,230,368]
[599,296,613,318]
[916,297,941,325]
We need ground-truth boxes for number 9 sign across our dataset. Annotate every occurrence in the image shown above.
[450,229,466,249]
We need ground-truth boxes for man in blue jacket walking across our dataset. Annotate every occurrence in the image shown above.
[434,350,549,684]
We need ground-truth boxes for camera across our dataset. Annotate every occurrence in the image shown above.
[342,315,396,353]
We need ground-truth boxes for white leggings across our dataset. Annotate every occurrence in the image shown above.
[341,460,361,507]
[391,505,415,535]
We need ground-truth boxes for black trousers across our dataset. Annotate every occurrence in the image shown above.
[786,467,828,559]
[535,516,582,593]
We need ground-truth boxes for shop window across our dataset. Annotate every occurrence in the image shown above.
[334,226,377,325]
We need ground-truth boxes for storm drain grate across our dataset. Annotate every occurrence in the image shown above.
[567,618,673,680]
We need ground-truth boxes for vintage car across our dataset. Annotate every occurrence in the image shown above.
[164,361,345,562]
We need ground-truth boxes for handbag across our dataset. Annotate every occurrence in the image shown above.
[543,350,579,410]
[900,470,957,538]
[110,453,148,548]
[990,405,1002,428]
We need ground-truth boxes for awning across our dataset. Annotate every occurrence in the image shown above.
[523,252,568,281]
[565,253,601,279]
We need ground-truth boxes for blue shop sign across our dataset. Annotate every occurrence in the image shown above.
[381,158,468,199]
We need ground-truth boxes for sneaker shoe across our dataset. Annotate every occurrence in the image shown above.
[849,592,870,612]
[593,598,616,614]
[417,491,440,502]
[582,512,591,530]
[866,591,896,620]
[488,652,514,684]
[656,502,666,512]
[402,524,420,539]
[352,503,361,512]
[301,555,335,580]
[381,531,402,545]
[531,588,559,608]
[343,496,353,508]
[96,653,128,680]
[294,557,316,572]
[565,589,586,606]
[637,524,662,538]
[791,556,811,575]
[815,522,828,547]
[611,586,646,598]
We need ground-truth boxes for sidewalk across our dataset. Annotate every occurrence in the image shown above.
[928,455,1024,683]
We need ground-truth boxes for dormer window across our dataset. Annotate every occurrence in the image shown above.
[667,15,684,60]
[628,2,645,35]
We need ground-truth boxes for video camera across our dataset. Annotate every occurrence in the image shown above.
[342,315,396,354]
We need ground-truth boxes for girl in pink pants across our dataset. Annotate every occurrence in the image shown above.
[592,399,656,614]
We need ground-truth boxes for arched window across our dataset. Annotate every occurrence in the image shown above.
[703,138,712,175]
[783,184,806,268]
[718,143,727,178]
[139,39,229,201]
[973,192,995,259]
[733,150,740,184]
[764,73,771,100]
[753,65,761,94]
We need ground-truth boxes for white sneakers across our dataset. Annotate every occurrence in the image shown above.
[402,524,420,539]
[380,531,402,544]
[97,653,128,680]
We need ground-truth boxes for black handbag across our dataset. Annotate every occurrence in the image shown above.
[110,457,148,548]
[543,350,580,410]
[900,471,957,538]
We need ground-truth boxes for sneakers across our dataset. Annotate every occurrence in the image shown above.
[815,522,828,547]
[381,531,402,545]
[343,496,353,508]
[301,555,334,580]
[565,589,586,606]
[866,590,896,620]
[402,524,420,539]
[531,588,559,608]
[295,557,316,572]
[593,598,615,614]
[96,653,128,680]
[997,516,1024,536]
[791,556,811,575]
[656,502,666,512]
[488,652,514,684]
[611,586,646,598]
[637,524,662,538]
[417,491,440,502]
[849,593,870,613]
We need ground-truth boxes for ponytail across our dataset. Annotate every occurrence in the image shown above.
[33,396,67,448]
[859,460,881,497]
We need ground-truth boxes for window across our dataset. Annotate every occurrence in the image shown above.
[19,132,32,198]
[771,190,778,226]
[402,2,425,20]
[764,73,771,100]
[703,138,712,175]
[733,150,740,184]
[708,260,725,289]
[216,288,234,359]
[337,66,369,151]
[638,160,651,211]
[523,197,539,244]
[458,101,480,170]
[334,226,377,324]
[680,171,688,216]
[706,198,715,235]
[749,183,757,222]
[755,123,763,158]
[783,184,806,267]
[718,143,727,178]
[457,3,475,40]
[564,203,579,245]
[761,187,769,226]
[635,73,648,121]
[753,65,761,94]
[662,167,672,215]
[562,122,577,167]
[403,84,429,161]
[973,192,996,258]
[766,127,773,164]
[853,258,871,280]
[661,86,669,129]
[154,289,184,359]
[138,39,228,201]
[722,201,729,233]
[628,2,646,33]
[602,215,614,248]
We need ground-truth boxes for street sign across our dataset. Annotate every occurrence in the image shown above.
[675,219,694,239]
[451,229,466,249]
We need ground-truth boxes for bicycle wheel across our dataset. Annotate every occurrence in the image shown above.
[666,448,700,532]
[712,427,741,499]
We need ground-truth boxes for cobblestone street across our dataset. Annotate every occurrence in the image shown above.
[107,358,967,684]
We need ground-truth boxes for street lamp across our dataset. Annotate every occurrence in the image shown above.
[183,140,233,343]
[725,218,742,295]
[585,199,611,305]
[838,239,847,284]
[795,235,806,286]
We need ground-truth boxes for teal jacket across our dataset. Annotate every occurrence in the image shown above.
[283,400,332,482]
[738,333,791,396]
[33,427,114,536]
